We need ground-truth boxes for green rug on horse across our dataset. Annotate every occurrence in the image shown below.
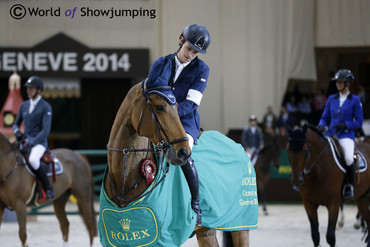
[98,130,258,247]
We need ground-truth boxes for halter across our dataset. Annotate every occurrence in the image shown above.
[106,86,188,206]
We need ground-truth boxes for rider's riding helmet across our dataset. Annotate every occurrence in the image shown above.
[180,24,211,54]
[331,69,355,83]
[25,76,44,91]
[249,115,257,121]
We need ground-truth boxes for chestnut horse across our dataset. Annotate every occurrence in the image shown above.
[287,124,370,247]
[103,82,250,246]
[0,133,97,247]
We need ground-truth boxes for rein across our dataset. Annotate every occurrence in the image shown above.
[0,142,22,185]
[106,86,188,206]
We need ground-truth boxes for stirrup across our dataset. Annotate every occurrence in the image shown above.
[45,190,55,200]
[343,184,354,199]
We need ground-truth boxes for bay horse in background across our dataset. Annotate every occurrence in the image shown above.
[0,133,97,247]
[287,124,370,247]
[103,82,250,246]
[254,133,288,215]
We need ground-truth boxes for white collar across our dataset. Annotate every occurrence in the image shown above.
[175,56,190,69]
[31,95,42,105]
[339,91,350,98]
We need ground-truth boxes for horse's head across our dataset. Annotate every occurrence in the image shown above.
[287,125,309,187]
[131,88,191,166]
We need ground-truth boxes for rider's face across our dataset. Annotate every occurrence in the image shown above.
[177,41,199,63]
[336,81,345,91]
[26,86,38,99]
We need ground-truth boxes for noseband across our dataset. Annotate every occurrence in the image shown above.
[106,85,188,206]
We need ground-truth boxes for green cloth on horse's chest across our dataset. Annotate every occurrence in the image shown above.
[98,130,258,247]
[98,161,195,247]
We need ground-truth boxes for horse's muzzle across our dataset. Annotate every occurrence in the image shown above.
[165,147,190,166]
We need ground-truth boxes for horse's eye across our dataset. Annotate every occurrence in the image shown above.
[155,105,165,112]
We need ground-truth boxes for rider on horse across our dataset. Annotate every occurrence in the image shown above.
[144,24,211,226]
[12,76,55,200]
[318,69,363,199]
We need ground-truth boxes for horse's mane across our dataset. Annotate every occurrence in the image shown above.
[306,123,326,139]
[0,132,11,147]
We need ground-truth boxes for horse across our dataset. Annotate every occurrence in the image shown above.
[287,124,370,247]
[0,133,97,247]
[254,133,288,215]
[102,82,251,247]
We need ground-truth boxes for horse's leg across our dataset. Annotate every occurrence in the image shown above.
[303,200,320,247]
[195,226,219,247]
[326,201,340,247]
[14,201,28,247]
[0,203,4,227]
[72,187,97,246]
[231,230,250,247]
[222,231,233,247]
[337,200,344,229]
[356,195,370,247]
[52,192,70,247]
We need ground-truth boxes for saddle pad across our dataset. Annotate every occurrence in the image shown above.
[326,137,367,173]
[25,158,63,177]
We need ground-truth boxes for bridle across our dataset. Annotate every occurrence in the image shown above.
[0,142,22,185]
[290,134,329,179]
[106,85,188,206]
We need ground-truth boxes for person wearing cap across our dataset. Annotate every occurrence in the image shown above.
[318,69,363,199]
[13,76,54,200]
[144,24,210,226]
[241,115,264,164]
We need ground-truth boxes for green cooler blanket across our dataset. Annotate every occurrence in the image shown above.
[98,130,258,247]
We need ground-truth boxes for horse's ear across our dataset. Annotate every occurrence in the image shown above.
[302,124,307,134]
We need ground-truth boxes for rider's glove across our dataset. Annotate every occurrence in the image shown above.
[334,123,346,131]
[15,131,25,141]
[20,143,32,155]
[317,125,328,134]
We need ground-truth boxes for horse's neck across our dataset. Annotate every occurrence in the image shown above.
[106,85,152,203]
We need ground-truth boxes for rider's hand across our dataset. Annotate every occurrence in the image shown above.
[317,125,328,134]
[20,143,32,155]
[334,123,346,131]
[15,131,25,141]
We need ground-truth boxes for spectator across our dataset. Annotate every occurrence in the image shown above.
[262,105,277,134]
[276,105,295,133]
[286,95,298,113]
[357,84,367,103]
[298,95,312,114]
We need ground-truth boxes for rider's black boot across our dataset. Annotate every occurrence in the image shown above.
[35,167,55,200]
[343,162,355,199]
[181,158,202,226]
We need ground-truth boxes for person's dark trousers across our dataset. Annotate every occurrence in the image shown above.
[181,157,201,226]
[34,166,55,200]
[343,162,356,199]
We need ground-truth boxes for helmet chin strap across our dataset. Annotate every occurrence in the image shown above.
[338,82,350,93]
[31,90,40,100]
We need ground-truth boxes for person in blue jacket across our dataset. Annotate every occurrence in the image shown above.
[13,76,54,200]
[318,69,363,199]
[144,24,210,225]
